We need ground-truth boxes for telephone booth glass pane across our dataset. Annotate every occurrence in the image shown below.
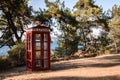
[35,60,41,67]
[44,60,48,68]
[44,42,47,50]
[36,42,41,50]
[44,51,48,59]
[36,34,41,40]
[36,51,41,59]
[44,34,48,41]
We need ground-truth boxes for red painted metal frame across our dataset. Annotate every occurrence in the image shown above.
[26,26,50,71]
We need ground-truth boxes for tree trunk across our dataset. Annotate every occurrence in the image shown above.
[5,11,21,42]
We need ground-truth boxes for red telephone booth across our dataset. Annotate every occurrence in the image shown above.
[26,25,50,71]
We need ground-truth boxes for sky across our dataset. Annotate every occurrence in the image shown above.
[29,0,120,11]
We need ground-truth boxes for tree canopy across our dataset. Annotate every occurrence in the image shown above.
[0,0,119,55]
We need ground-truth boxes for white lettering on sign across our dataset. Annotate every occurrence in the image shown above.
[32,28,50,32]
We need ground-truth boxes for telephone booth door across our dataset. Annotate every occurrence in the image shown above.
[34,33,50,70]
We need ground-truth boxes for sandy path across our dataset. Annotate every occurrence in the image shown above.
[1,54,120,80]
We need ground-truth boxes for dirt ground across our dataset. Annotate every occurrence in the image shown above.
[1,53,120,80]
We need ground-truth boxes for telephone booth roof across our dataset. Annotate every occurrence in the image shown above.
[27,25,50,32]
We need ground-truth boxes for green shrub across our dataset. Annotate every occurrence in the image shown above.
[0,56,11,71]
[8,42,26,66]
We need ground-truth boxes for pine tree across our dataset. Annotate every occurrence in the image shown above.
[0,0,32,47]
[109,5,120,53]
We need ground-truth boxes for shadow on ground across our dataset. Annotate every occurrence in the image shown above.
[51,54,120,71]
[96,54,120,62]
[37,75,120,80]
[51,62,120,71]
